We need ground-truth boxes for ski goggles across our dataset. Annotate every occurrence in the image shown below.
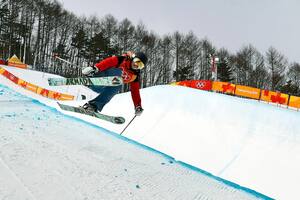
[132,57,145,70]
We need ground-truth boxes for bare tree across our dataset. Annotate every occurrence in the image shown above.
[233,44,266,87]
[198,38,215,79]
[266,46,288,90]
[117,18,135,54]
[99,14,118,55]
[2,0,298,93]
[157,35,174,84]
[182,31,201,80]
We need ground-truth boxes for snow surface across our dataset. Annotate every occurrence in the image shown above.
[0,84,264,200]
[1,66,299,199]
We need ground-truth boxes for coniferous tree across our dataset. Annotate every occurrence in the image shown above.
[217,58,233,82]
[279,80,299,96]
[86,32,110,63]
[216,48,233,82]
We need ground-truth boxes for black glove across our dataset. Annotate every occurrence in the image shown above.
[135,106,144,116]
[82,66,98,76]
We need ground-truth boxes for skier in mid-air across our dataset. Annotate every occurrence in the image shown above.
[81,51,147,116]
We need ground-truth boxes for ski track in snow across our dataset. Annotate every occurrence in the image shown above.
[0,84,266,199]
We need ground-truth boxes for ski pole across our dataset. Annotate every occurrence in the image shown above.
[120,115,137,135]
[54,55,76,66]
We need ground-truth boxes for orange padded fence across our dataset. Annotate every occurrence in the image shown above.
[174,80,212,91]
[172,79,300,111]
[190,80,212,91]
[7,62,27,69]
[7,54,28,69]
[289,96,300,109]
[176,80,191,87]
[261,90,288,105]
[235,85,261,100]
[212,81,235,94]
[0,67,74,101]
[0,67,5,75]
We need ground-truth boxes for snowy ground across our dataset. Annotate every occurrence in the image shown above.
[1,66,300,199]
[0,77,265,199]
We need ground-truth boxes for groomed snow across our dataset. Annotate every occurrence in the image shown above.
[2,66,299,199]
[1,84,266,200]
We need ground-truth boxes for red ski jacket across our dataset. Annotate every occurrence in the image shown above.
[94,55,142,108]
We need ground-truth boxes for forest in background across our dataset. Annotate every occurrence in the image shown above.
[1,0,300,95]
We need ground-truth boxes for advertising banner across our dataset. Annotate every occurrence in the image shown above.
[2,69,19,84]
[48,91,62,100]
[0,67,5,74]
[212,81,235,94]
[190,80,212,91]
[0,68,74,100]
[235,85,261,99]
[174,80,213,91]
[18,79,28,88]
[25,83,39,93]
[7,54,27,69]
[289,96,300,109]
[176,81,191,87]
[8,62,27,69]
[261,90,288,105]
[37,87,50,97]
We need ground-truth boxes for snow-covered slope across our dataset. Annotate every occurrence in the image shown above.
[0,72,266,199]
[2,66,300,199]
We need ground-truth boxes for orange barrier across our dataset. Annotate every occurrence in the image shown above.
[174,79,300,111]
[0,67,5,75]
[190,80,212,91]
[174,80,212,91]
[289,96,300,109]
[261,90,288,105]
[235,85,261,100]
[22,82,38,93]
[176,80,191,87]
[7,54,28,69]
[0,67,74,101]
[212,81,235,94]
[7,62,27,69]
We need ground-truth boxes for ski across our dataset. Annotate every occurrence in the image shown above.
[48,76,123,86]
[57,103,125,124]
